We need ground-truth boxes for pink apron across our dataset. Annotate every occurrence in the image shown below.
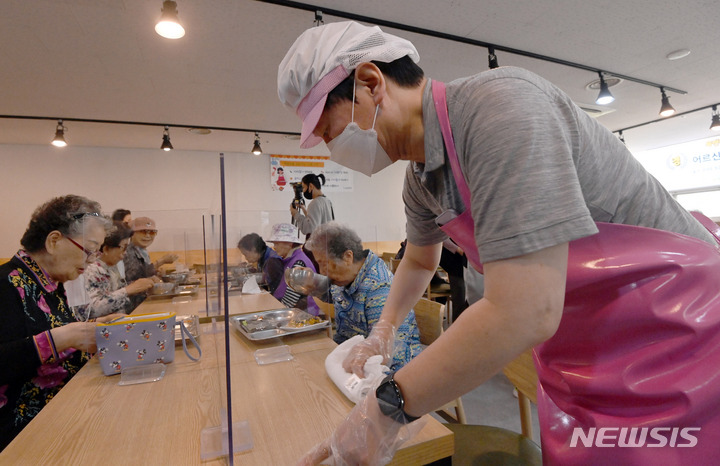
[432,80,720,464]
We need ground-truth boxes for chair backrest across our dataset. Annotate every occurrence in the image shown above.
[389,258,401,273]
[413,297,445,345]
[381,251,396,266]
[502,349,538,404]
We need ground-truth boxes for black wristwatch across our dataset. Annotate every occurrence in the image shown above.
[375,374,420,424]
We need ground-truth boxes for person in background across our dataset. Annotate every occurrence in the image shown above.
[0,195,118,450]
[111,208,132,227]
[267,223,319,315]
[83,223,159,318]
[237,233,284,295]
[290,173,335,237]
[124,217,178,310]
[279,21,720,465]
[305,222,422,371]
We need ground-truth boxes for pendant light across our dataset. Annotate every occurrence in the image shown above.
[711,105,720,131]
[161,126,174,151]
[659,87,676,117]
[595,72,615,105]
[155,1,185,39]
[51,120,67,147]
[252,132,263,155]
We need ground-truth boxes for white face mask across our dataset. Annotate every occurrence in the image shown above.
[326,80,393,177]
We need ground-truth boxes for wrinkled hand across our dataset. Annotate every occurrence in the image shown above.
[296,388,426,466]
[50,322,98,353]
[157,254,179,267]
[125,277,157,295]
[342,322,396,378]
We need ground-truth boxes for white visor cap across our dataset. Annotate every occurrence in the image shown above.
[277,21,420,149]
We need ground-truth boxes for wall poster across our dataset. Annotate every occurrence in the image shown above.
[270,154,353,192]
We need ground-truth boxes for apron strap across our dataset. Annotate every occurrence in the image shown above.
[431,81,472,208]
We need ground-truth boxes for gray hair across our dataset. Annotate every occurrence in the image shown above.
[306,221,367,263]
[20,195,111,252]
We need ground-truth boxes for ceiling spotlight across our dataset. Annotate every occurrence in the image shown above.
[711,106,720,131]
[618,130,625,145]
[252,132,262,155]
[595,72,615,105]
[488,46,499,69]
[155,1,185,39]
[51,120,67,147]
[161,126,173,151]
[659,87,676,117]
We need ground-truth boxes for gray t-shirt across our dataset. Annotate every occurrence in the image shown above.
[294,195,334,236]
[404,67,715,264]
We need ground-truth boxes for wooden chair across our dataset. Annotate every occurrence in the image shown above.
[380,251,396,268]
[413,297,467,424]
[311,296,335,339]
[501,348,538,439]
[389,257,401,273]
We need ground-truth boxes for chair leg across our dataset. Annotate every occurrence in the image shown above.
[454,397,467,424]
[518,392,533,439]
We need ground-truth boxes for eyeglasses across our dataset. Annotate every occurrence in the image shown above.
[65,236,102,263]
[71,212,102,220]
[137,229,158,237]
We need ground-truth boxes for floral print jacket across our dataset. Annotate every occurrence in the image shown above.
[331,251,423,371]
[84,259,131,318]
[0,251,88,450]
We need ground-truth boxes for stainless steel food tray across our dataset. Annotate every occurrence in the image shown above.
[230,308,330,341]
[174,314,200,344]
[147,284,200,300]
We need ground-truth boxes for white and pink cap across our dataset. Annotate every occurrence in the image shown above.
[277,21,420,149]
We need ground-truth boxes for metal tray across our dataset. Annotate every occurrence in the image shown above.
[230,308,330,341]
[147,284,200,300]
[174,315,200,344]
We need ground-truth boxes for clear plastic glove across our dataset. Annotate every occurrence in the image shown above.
[296,387,426,466]
[342,322,396,378]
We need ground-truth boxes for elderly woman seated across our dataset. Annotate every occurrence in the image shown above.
[0,195,119,450]
[237,232,284,295]
[267,223,319,315]
[83,223,159,318]
[305,222,423,371]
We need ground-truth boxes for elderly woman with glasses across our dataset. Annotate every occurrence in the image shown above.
[124,217,178,311]
[0,194,118,450]
[82,223,159,319]
[306,222,423,372]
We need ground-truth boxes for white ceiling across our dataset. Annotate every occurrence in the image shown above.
[1,0,719,156]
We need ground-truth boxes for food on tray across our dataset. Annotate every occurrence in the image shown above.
[286,315,323,328]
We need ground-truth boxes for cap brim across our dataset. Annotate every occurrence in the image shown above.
[299,94,327,149]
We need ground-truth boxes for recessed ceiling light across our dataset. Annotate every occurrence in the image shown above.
[187,127,212,135]
[666,49,691,60]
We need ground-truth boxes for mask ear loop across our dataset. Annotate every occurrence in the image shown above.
[371,105,380,130]
[351,78,357,123]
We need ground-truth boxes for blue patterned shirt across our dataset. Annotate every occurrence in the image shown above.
[331,251,423,371]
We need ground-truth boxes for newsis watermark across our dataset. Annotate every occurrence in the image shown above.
[570,427,701,448]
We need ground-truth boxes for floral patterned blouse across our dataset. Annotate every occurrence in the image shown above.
[84,259,131,318]
[0,251,89,450]
[330,251,423,371]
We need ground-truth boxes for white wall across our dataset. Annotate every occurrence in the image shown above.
[0,144,409,258]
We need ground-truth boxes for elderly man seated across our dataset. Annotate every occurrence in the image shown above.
[306,222,423,372]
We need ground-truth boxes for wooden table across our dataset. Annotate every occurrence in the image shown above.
[1,293,453,465]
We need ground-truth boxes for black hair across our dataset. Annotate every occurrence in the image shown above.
[21,195,106,253]
[325,55,425,109]
[302,173,326,190]
[237,233,267,254]
[102,222,134,250]
[111,209,131,222]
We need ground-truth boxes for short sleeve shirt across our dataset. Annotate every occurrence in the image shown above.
[403,67,715,263]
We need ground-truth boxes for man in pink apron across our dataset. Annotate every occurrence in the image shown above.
[278,21,720,465]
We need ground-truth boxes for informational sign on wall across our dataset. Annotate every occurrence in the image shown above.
[270,154,353,192]
[633,136,720,192]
